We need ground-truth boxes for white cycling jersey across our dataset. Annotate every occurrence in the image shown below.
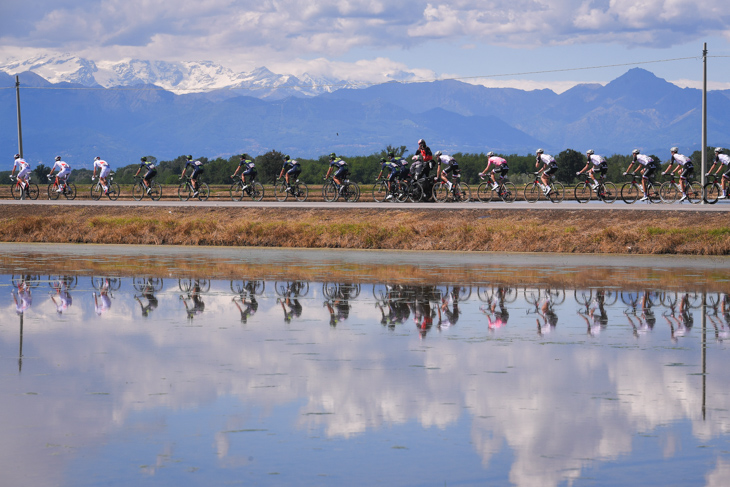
[715,154,730,166]
[537,154,556,165]
[436,154,456,165]
[588,154,606,166]
[94,159,111,178]
[634,154,654,166]
[52,160,71,178]
[671,153,692,166]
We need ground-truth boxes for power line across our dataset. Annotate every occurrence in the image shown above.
[0,55,702,93]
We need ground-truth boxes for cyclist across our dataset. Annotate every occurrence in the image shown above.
[535,149,558,196]
[389,151,409,183]
[375,156,399,200]
[232,153,257,189]
[10,154,31,195]
[324,153,349,195]
[47,156,71,193]
[576,150,607,189]
[624,149,657,202]
[434,150,461,194]
[706,147,730,199]
[417,139,433,167]
[91,156,113,195]
[134,156,157,195]
[179,155,204,197]
[278,155,301,192]
[478,151,508,190]
[663,147,693,202]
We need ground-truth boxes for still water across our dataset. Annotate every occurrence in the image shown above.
[2,244,730,486]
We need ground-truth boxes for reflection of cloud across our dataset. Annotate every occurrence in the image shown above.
[706,458,730,487]
[1,282,729,486]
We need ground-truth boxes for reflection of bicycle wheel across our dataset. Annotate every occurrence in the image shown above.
[48,275,78,290]
[620,291,640,308]
[599,290,618,306]
[275,281,309,297]
[133,277,163,292]
[179,278,210,293]
[12,275,41,288]
[660,291,677,309]
[92,277,121,291]
[230,280,265,295]
[574,289,593,306]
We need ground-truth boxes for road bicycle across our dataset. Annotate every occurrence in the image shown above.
[322,176,360,202]
[229,175,264,201]
[274,177,308,202]
[132,176,162,201]
[433,174,471,202]
[372,178,406,202]
[703,174,725,204]
[476,174,515,202]
[46,176,77,200]
[178,175,209,201]
[658,173,701,204]
[620,173,660,204]
[10,175,39,200]
[522,172,564,203]
[574,173,616,204]
[91,173,120,201]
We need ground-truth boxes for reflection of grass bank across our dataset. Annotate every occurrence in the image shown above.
[1,205,730,255]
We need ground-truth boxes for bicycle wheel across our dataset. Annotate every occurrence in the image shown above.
[322,181,338,202]
[599,182,617,203]
[477,182,494,203]
[250,181,264,201]
[704,182,720,204]
[432,182,449,202]
[456,182,471,202]
[91,183,103,201]
[547,182,564,203]
[294,182,308,202]
[11,183,20,200]
[687,181,702,204]
[148,182,162,201]
[647,183,661,203]
[197,182,209,201]
[372,181,388,202]
[107,182,120,201]
[574,183,591,203]
[25,183,38,200]
[659,181,678,204]
[620,183,638,204]
[343,182,360,202]
[48,183,60,200]
[229,181,244,201]
[395,180,409,202]
[132,182,145,201]
[178,182,191,201]
[499,182,516,202]
[274,181,289,201]
[524,183,540,203]
[64,182,77,200]
[407,181,424,202]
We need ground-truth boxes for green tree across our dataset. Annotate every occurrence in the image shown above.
[33,164,51,184]
[256,150,286,183]
[556,149,585,184]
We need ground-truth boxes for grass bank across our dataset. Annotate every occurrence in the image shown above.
[1,205,730,255]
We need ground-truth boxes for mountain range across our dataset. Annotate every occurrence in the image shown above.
[1,54,729,167]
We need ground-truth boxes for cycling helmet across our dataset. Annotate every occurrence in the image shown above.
[140,156,147,162]
[330,152,336,159]
[94,156,101,161]
[242,153,250,159]
[283,155,290,161]
[187,155,193,160]
[715,148,723,153]
[379,158,386,163]
[586,149,594,155]
[486,151,494,157]
[632,149,640,155]
[435,151,442,157]
[670,147,678,153]
[418,139,425,145]
[55,156,62,161]
[536,148,544,155]
[388,151,395,158]
[14,153,20,159]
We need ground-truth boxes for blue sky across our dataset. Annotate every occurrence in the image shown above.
[0,1,729,92]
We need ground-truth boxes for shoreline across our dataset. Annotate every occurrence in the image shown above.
[1,205,730,255]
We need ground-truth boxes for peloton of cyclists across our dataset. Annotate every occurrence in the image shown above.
[576,150,607,189]
[10,154,31,195]
[478,151,508,190]
[624,149,657,202]
[662,147,693,202]
[180,155,204,198]
[134,156,157,195]
[535,149,558,196]
[706,147,730,199]
[48,156,71,193]
[278,155,301,192]
[91,156,113,195]
[232,154,257,189]
[324,153,349,194]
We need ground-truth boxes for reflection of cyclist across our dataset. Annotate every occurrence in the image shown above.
[233,295,258,324]
[12,282,32,315]
[93,280,112,316]
[324,299,349,327]
[134,285,159,317]
[278,297,302,324]
[440,293,460,330]
[535,297,558,336]
[180,280,205,319]
[480,297,509,331]
[49,281,72,315]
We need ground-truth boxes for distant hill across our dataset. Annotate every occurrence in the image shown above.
[1,68,728,167]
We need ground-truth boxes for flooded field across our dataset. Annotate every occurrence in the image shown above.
[2,244,730,486]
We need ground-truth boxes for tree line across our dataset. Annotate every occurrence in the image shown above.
[1,147,716,187]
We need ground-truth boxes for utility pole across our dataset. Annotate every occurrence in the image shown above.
[15,75,23,158]
[701,43,707,193]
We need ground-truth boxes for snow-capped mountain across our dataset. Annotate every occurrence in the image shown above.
[0,54,340,98]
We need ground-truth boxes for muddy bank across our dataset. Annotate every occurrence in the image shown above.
[1,205,729,255]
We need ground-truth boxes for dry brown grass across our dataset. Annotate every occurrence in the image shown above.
[1,206,730,256]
